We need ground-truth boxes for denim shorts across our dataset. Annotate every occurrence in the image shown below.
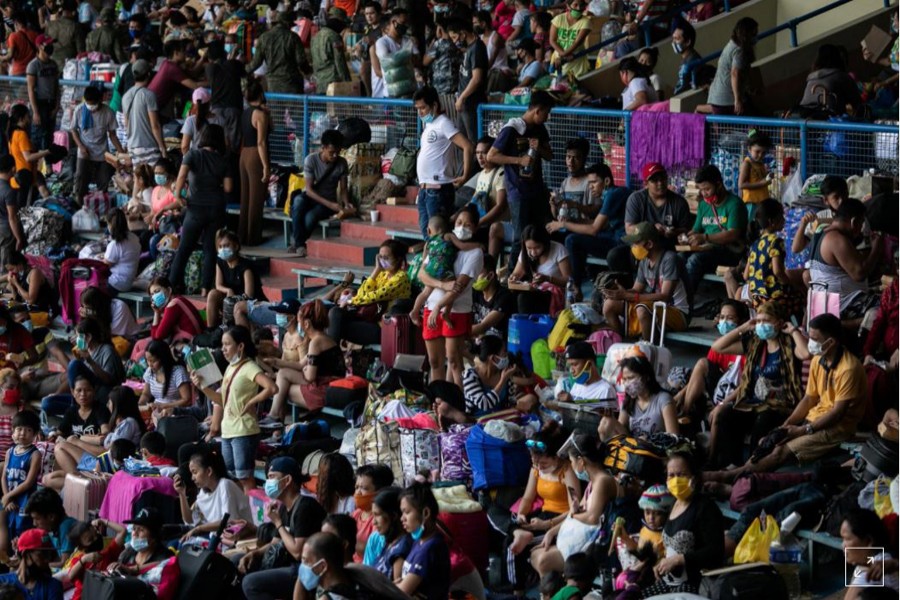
[221,434,258,479]
[247,300,277,327]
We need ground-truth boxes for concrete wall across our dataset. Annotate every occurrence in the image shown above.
[578,0,779,99]
[670,5,896,114]
[775,0,895,51]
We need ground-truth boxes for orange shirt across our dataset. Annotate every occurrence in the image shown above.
[332,0,358,16]
[8,130,33,190]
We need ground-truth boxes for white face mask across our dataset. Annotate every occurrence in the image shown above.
[453,226,472,241]
[807,339,824,356]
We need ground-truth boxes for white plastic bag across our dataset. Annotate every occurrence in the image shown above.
[72,207,100,232]
[780,169,802,205]
[588,0,610,17]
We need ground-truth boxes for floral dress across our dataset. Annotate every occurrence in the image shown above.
[746,232,803,318]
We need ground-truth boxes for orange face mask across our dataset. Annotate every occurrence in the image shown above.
[354,492,375,512]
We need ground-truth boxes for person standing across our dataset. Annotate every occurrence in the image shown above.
[311,10,352,93]
[204,40,245,153]
[1,13,38,77]
[447,19,488,145]
[486,91,554,270]
[121,59,168,167]
[25,35,60,152]
[412,86,473,240]
[703,17,758,115]
[45,1,84,72]
[0,157,25,269]
[371,9,418,99]
[86,8,127,64]
[246,10,309,94]
[238,80,270,247]
[671,19,702,96]
[72,86,125,201]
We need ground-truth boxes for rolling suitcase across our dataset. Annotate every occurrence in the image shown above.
[59,258,111,325]
[83,570,156,600]
[380,314,425,369]
[175,515,243,600]
[63,471,110,521]
[601,301,673,387]
[157,415,201,461]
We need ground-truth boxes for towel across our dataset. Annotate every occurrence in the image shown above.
[629,111,706,173]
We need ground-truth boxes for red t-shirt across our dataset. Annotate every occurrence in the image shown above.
[8,30,38,76]
[706,348,741,372]
[0,324,35,369]
[147,455,176,467]
[147,59,187,110]
[69,539,123,600]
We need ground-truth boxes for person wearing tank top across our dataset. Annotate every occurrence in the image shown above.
[237,81,270,247]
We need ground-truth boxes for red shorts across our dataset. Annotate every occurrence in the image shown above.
[422,308,472,340]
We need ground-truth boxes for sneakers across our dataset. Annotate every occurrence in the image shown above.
[295,246,308,257]
[258,415,283,429]
[261,431,283,446]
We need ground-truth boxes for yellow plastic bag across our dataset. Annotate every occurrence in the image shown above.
[873,476,894,518]
[284,172,305,216]
[734,514,780,564]
[547,308,581,353]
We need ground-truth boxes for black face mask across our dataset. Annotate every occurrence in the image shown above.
[44,44,54,56]
[86,537,104,553]
[394,23,407,36]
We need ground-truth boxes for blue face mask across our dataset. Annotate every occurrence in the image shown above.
[717,320,737,336]
[154,174,167,186]
[181,345,191,361]
[217,248,234,261]
[297,560,323,591]
[263,477,282,499]
[275,314,290,329]
[755,322,777,340]
[75,334,87,351]
[151,291,167,308]
[130,537,149,552]
[0,326,8,336]
[421,113,435,125]
[572,363,591,385]
[224,43,235,54]
[575,468,590,482]
[21,320,32,332]
[756,323,778,340]
[410,524,425,541]
[128,29,139,40]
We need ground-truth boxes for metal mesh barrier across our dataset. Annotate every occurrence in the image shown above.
[479,104,630,190]
[0,76,112,131]
[807,120,899,179]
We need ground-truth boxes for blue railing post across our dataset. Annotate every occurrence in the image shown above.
[789,23,798,48]
[643,25,652,48]
[799,121,808,183]
[477,105,483,139]
[723,0,731,11]
[623,112,632,186]
[301,96,310,159]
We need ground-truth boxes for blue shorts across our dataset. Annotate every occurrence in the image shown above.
[77,452,98,471]
[6,510,32,539]
[221,435,258,480]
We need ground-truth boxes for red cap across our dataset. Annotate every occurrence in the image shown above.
[17,529,53,553]
[35,34,54,46]
[641,162,666,181]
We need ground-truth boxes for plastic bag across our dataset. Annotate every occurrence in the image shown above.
[588,0,610,16]
[734,513,780,564]
[780,169,802,205]
[873,476,894,518]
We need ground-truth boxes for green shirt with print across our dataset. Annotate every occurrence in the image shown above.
[692,192,747,252]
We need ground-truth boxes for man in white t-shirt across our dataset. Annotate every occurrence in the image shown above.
[370,9,419,99]
[554,341,616,408]
[413,86,473,238]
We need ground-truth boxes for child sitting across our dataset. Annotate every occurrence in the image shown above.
[94,439,137,475]
[0,369,22,461]
[612,484,673,598]
[540,571,565,600]
[0,411,42,558]
[139,432,175,468]
[65,518,127,600]
[552,552,598,600]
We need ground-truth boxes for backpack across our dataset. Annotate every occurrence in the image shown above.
[586,328,622,356]
[699,564,788,600]
[603,435,665,483]
[388,147,418,185]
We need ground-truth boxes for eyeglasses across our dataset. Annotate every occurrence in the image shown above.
[526,439,547,453]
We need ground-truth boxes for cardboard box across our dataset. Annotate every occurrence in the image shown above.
[862,26,892,62]
[326,81,361,115]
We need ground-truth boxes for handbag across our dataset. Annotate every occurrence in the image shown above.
[734,513,779,564]
[556,514,601,560]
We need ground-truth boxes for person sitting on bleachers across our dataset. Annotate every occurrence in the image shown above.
[1,252,56,318]
[508,225,571,314]
[461,334,515,416]
[791,176,873,259]
[427,380,474,431]
[24,489,76,569]
[708,313,867,481]
[808,198,883,324]
[131,276,204,361]
[205,228,264,330]
[598,355,679,441]
[682,165,747,296]
[552,341,615,406]
[862,272,898,371]
[705,301,805,470]
[0,529,63,599]
[602,222,690,340]
[471,254,517,339]
[798,43,861,117]
[672,299,750,426]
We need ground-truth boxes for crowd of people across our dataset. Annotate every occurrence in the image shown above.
[0,1,894,600]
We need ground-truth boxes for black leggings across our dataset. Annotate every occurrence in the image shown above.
[503,510,561,590]
[714,406,785,468]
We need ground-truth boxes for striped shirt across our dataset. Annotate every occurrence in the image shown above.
[143,365,190,404]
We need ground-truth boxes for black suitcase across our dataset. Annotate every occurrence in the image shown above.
[83,570,155,600]
[700,564,788,600]
[157,415,200,461]
[175,515,242,600]
[853,434,900,482]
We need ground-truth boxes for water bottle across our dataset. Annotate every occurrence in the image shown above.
[565,277,577,309]
[367,357,383,382]
[267,178,278,209]
[557,203,568,232]
[521,147,538,177]
[769,511,803,600]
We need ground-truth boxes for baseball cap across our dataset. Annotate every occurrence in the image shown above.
[270,298,302,314]
[564,341,595,361]
[269,455,305,482]
[125,507,163,532]
[17,529,54,553]
[132,59,152,80]
[621,222,659,245]
[641,162,666,181]
[327,7,349,22]
[35,34,54,46]
[192,87,211,105]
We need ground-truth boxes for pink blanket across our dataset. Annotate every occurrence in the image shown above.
[99,471,178,524]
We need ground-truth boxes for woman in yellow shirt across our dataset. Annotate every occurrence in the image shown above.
[191,325,277,491]
[8,104,50,205]
[327,239,412,345]
[549,0,592,79]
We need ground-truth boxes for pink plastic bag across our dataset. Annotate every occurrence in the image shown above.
[806,282,840,324]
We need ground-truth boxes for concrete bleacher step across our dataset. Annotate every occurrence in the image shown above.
[376,204,419,228]
[306,238,380,267]
[261,276,300,303]
[340,219,420,242]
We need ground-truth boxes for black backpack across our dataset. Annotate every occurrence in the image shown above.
[700,564,789,600]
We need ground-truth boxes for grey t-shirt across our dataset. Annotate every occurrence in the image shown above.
[25,57,59,102]
[122,86,160,150]
[624,189,693,249]
[635,249,690,313]
[303,152,349,202]
[183,148,230,207]
[0,179,17,225]
[458,38,488,109]
[628,392,673,438]
[91,343,126,390]
[707,40,749,107]
[73,104,117,161]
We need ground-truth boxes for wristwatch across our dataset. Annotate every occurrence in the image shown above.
[805,423,814,435]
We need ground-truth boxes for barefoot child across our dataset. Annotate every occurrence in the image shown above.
[0,411,42,558]
[611,484,673,598]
